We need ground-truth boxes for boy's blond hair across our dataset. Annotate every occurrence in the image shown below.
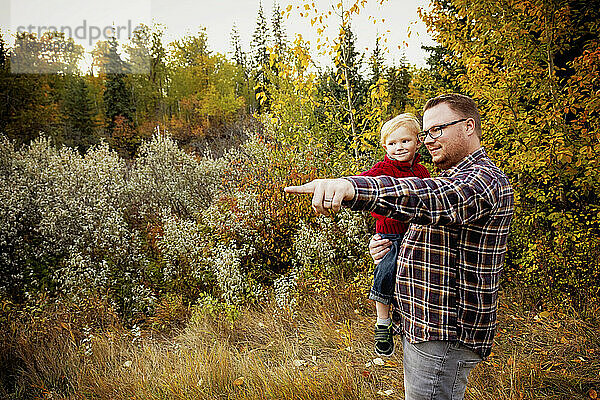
[380,113,421,146]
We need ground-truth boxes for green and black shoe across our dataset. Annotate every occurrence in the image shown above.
[374,324,394,356]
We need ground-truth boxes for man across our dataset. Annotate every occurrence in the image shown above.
[285,94,514,399]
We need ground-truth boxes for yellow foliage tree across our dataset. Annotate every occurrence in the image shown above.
[421,0,600,309]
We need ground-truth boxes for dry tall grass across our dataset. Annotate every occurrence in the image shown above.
[1,285,598,400]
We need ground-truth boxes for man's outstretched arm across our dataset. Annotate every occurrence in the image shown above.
[344,170,499,227]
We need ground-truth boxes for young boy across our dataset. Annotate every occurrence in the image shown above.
[359,113,430,356]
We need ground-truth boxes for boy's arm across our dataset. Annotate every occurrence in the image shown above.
[343,169,499,226]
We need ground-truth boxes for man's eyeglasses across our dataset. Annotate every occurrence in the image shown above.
[418,118,469,142]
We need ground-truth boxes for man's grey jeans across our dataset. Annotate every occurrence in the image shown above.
[402,336,482,400]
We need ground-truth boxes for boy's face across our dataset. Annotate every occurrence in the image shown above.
[383,127,419,162]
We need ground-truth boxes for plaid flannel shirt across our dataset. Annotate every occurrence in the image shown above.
[344,148,514,358]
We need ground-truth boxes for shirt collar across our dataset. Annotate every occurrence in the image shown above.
[439,147,487,177]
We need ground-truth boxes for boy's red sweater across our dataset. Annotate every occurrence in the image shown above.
[359,153,430,234]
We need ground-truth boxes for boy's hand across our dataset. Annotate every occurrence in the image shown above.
[284,178,355,216]
[369,234,391,265]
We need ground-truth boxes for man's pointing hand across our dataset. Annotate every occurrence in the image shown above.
[284,178,355,216]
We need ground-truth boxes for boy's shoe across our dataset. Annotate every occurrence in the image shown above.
[374,323,394,356]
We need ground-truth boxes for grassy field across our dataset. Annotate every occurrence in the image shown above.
[1,284,599,400]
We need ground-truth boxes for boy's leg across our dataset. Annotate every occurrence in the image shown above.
[368,234,403,357]
[368,234,402,306]
[401,336,482,400]
[375,301,391,322]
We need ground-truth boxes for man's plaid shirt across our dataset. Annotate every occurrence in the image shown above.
[344,148,514,358]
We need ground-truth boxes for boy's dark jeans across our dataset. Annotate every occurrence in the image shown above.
[369,233,404,305]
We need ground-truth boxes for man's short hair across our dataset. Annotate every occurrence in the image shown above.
[424,93,482,139]
[380,113,421,146]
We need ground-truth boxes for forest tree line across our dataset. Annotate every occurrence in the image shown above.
[0,0,599,312]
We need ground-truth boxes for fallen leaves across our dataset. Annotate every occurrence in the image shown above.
[293,359,305,367]
[371,357,399,368]
[233,377,245,386]
[373,357,385,366]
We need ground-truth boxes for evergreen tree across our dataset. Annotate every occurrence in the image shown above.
[127,25,151,74]
[171,28,209,67]
[251,1,270,70]
[369,37,384,84]
[62,76,99,153]
[231,24,256,112]
[1,33,63,144]
[250,2,271,112]
[318,23,367,154]
[0,35,9,134]
[149,26,168,122]
[334,24,367,109]
[385,55,411,115]
[271,2,287,54]
[0,35,6,70]
[421,44,462,92]
[126,24,168,123]
[102,36,136,156]
[103,36,135,129]
[231,25,247,70]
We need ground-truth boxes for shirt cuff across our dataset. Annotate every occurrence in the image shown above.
[341,176,379,211]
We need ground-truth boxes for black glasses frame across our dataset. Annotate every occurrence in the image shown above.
[418,118,469,142]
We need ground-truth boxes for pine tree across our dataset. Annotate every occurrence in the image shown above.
[421,44,462,93]
[385,55,411,115]
[149,26,168,122]
[0,35,6,70]
[231,24,256,112]
[102,36,136,156]
[171,29,209,67]
[103,36,135,129]
[62,76,99,153]
[251,1,270,70]
[126,24,168,123]
[231,25,246,70]
[0,34,8,134]
[1,33,63,144]
[369,37,384,84]
[250,1,271,112]
[333,25,366,136]
[336,25,365,95]
[271,2,286,54]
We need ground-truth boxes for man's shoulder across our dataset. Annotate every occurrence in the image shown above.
[468,156,514,208]
[453,149,508,181]
[474,155,511,186]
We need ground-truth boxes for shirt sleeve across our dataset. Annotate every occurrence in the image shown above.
[342,167,499,226]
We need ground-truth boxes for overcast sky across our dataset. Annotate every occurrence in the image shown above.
[2,0,437,68]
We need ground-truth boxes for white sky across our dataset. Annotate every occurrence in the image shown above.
[1,0,437,68]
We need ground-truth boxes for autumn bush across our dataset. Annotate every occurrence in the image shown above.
[0,136,150,312]
[173,128,374,309]
[0,127,378,322]
[0,134,223,314]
